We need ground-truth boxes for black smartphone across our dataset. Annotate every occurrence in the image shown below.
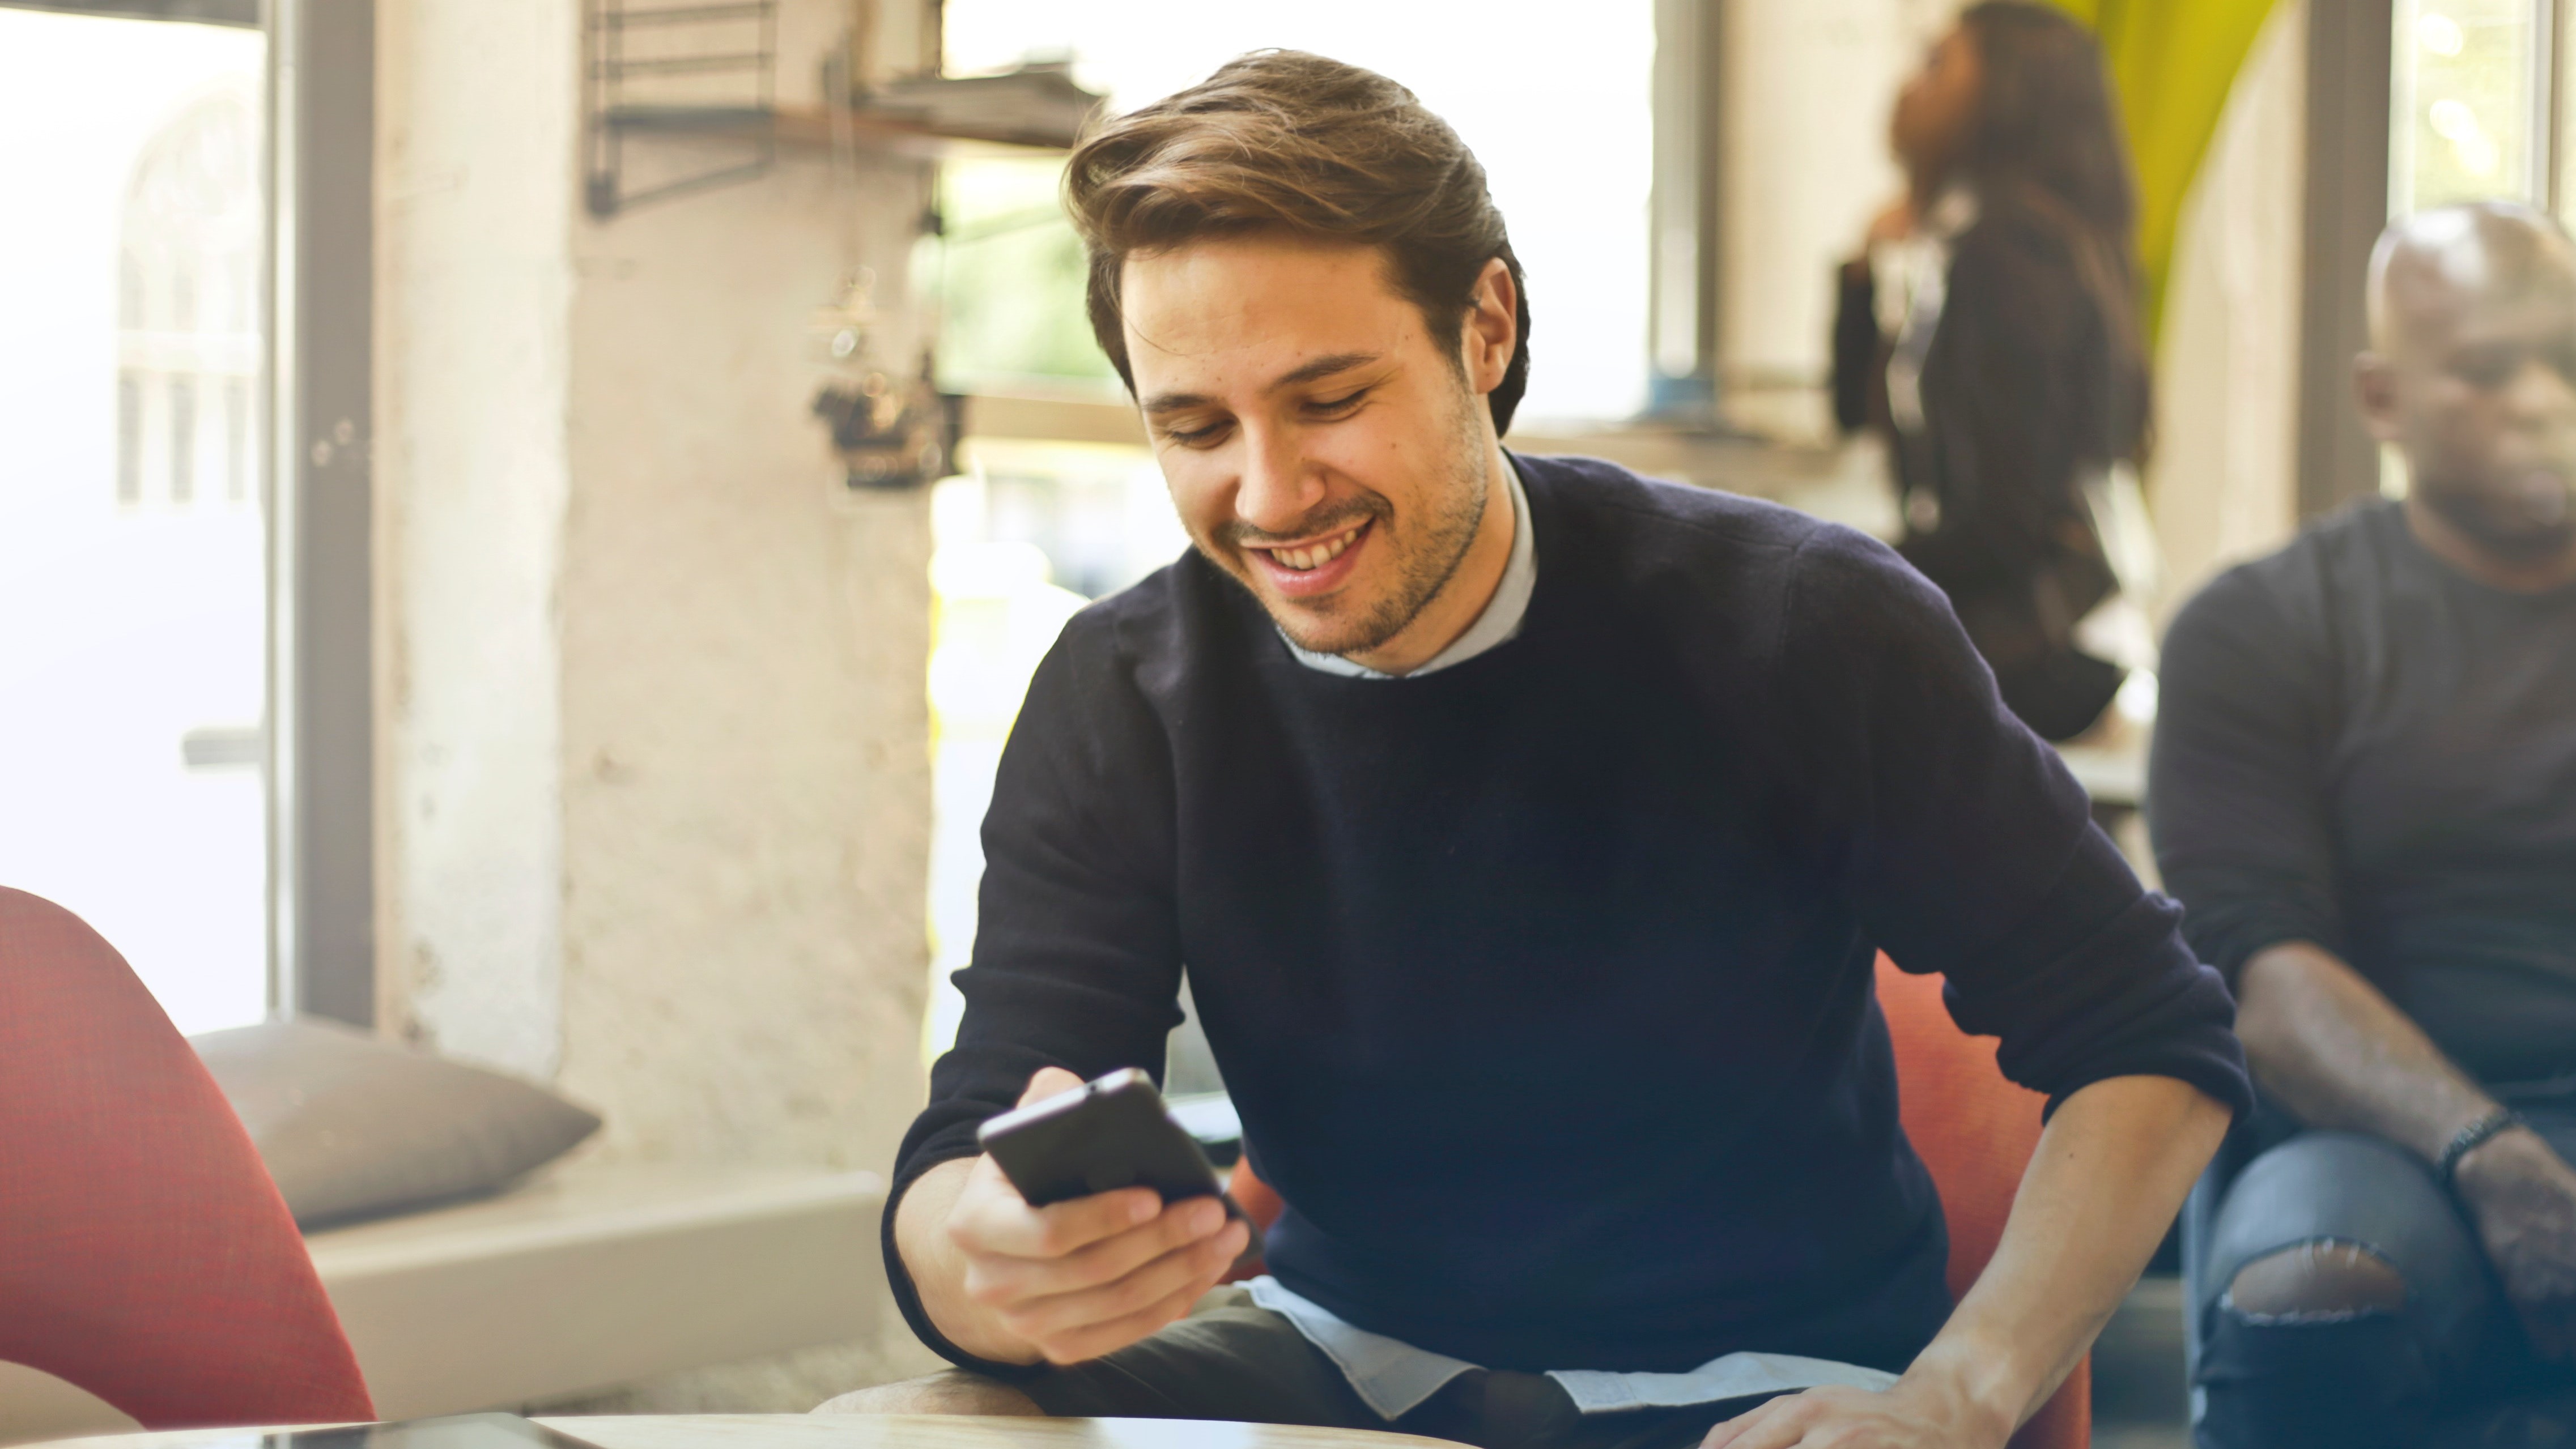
[977,1068,1265,1256]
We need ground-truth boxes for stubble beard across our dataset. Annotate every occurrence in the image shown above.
[1209,389,1494,659]
[2421,470,2576,564]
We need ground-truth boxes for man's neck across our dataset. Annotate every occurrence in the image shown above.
[1344,438,1519,676]
[2404,493,2576,594]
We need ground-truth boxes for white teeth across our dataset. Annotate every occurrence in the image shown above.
[1269,526,1361,572]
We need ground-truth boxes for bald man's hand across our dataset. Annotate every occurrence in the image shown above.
[893,1068,1251,1366]
[2456,1126,2576,1361]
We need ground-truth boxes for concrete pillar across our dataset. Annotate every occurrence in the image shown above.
[375,0,942,1406]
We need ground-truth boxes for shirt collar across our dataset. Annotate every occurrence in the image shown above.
[1282,455,1536,680]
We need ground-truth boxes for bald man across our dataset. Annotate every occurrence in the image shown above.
[2152,201,2576,1448]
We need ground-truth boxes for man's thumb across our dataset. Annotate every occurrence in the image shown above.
[1018,1066,1085,1107]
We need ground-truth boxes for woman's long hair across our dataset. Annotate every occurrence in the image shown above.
[1958,1,2150,461]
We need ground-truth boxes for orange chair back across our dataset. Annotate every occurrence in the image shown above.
[0,887,375,1429]
[1225,955,2088,1447]
[1876,954,2088,1449]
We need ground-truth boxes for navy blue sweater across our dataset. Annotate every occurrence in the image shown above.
[890,454,2248,1376]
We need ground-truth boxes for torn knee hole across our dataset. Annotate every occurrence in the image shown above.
[2228,1239,2408,1320]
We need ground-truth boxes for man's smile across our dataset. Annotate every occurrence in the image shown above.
[1247,518,1375,598]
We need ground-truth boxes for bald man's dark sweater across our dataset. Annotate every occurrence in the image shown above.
[890,454,2248,1377]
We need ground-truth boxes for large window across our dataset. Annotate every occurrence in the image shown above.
[2392,0,2553,214]
[0,9,269,1034]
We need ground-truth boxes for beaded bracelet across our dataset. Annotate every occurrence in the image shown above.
[2438,1107,2527,1187]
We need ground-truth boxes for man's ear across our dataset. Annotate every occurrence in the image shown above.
[1461,258,1518,396]
[2354,352,2406,444]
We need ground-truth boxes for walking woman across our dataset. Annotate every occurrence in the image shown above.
[1832,1,2152,741]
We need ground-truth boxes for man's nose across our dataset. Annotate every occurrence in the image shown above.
[1234,423,1323,534]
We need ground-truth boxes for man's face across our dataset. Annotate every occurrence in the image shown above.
[2366,283,2576,559]
[1120,236,1506,657]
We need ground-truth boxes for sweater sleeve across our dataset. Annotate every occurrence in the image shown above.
[881,610,1189,1374]
[2148,566,2345,986]
[1781,527,2251,1118]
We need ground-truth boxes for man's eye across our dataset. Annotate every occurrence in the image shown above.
[1309,390,1367,415]
[1165,420,1231,446]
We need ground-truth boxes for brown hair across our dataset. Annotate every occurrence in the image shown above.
[1959,1,2150,460]
[1064,50,1532,434]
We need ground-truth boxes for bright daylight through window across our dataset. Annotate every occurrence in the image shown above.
[2393,0,2548,215]
[0,10,269,1035]
[919,0,1655,1060]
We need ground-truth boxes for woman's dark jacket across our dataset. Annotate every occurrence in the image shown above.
[1831,199,2133,740]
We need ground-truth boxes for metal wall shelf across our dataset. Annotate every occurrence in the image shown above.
[584,0,778,218]
[584,3,1083,218]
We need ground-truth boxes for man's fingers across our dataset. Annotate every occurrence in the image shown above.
[1002,1220,1248,1345]
[1017,1066,1085,1107]
[1700,1393,1812,1449]
[972,1197,1229,1302]
[1032,1266,1227,1366]
[958,1177,1163,1259]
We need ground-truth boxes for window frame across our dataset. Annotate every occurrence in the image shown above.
[2299,0,2399,521]
[266,0,376,1026]
[0,0,254,23]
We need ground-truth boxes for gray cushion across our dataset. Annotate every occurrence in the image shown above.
[192,1017,603,1227]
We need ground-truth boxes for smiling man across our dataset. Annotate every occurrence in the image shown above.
[828,52,2247,1449]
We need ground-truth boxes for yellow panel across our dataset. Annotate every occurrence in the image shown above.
[2046,0,2284,341]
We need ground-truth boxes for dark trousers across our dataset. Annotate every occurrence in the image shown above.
[1017,1286,1779,1449]
[2193,1104,2576,1448]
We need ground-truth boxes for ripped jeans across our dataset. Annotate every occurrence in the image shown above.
[2193,1105,2576,1449]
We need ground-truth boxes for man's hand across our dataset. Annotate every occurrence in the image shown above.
[2456,1125,2576,1361]
[1702,1377,2011,1449]
[900,1067,1250,1367]
[1698,1077,2223,1449]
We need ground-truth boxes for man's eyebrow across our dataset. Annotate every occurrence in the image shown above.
[1138,352,1383,417]
[1270,351,1381,390]
[1140,389,1213,416]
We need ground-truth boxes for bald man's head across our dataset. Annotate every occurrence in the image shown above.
[2356,202,2576,564]
[2367,202,2576,355]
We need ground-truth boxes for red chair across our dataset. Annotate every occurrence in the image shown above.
[0,886,375,1428]
[1224,955,2087,1448]
[1874,956,2088,1449]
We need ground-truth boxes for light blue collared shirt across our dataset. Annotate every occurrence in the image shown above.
[1245,1276,1897,1420]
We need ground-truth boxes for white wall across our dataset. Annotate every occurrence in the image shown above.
[1718,0,1956,439]
[2148,0,2307,613]
[376,0,943,1408]
[375,0,577,1081]
[554,157,934,1180]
